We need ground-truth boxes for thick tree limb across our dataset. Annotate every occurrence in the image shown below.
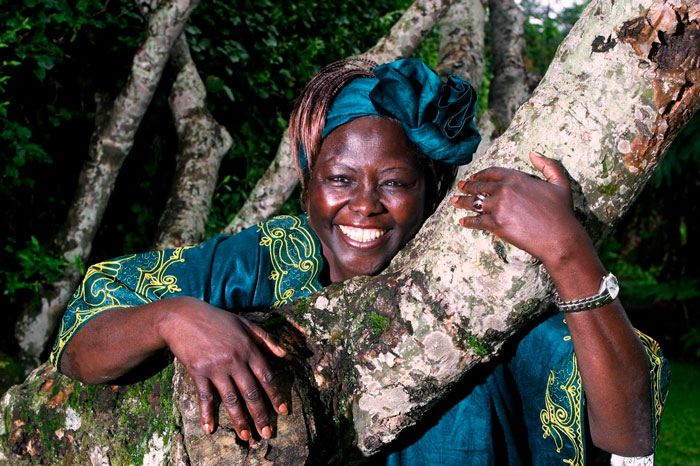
[362,0,453,64]
[13,0,199,358]
[436,0,485,90]
[153,33,233,249]
[2,0,698,464]
[487,0,529,133]
[223,0,453,234]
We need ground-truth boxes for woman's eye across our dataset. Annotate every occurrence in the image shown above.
[383,180,412,188]
[327,175,350,184]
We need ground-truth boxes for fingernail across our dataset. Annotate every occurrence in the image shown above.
[450,196,459,204]
[458,180,465,188]
[262,426,272,439]
[469,174,476,179]
[278,403,288,415]
[203,423,212,435]
[240,429,250,441]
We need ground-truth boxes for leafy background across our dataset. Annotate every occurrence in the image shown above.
[1,1,698,462]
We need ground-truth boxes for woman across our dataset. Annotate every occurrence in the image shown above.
[51,58,667,464]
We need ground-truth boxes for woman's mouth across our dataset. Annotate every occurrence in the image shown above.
[337,225,388,243]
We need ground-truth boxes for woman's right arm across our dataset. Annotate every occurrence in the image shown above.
[61,296,289,441]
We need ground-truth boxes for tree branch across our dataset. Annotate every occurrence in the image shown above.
[153,33,233,249]
[14,0,199,358]
[487,0,529,133]
[436,0,485,90]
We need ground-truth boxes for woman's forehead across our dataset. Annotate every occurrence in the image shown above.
[319,117,414,157]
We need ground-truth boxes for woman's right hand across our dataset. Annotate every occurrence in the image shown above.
[157,297,289,441]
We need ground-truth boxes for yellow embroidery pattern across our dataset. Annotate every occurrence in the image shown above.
[50,248,189,368]
[540,356,584,466]
[257,215,321,308]
[636,330,669,441]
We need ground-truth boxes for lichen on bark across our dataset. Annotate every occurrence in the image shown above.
[1,363,178,465]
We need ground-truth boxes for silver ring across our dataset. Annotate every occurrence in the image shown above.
[473,192,487,213]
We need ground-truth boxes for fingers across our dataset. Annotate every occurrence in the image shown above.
[468,167,507,182]
[456,179,498,197]
[210,375,254,441]
[459,213,495,231]
[529,151,569,188]
[231,371,273,439]
[240,319,289,415]
[248,352,289,416]
[193,376,216,435]
[241,319,287,358]
[451,193,489,214]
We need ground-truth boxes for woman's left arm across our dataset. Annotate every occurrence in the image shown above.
[451,152,652,456]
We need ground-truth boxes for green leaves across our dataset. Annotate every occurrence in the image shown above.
[2,236,69,302]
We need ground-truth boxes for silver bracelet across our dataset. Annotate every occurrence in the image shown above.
[555,273,619,313]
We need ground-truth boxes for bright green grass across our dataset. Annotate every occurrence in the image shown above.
[656,358,700,465]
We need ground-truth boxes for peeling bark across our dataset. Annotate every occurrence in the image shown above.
[13,0,199,358]
[223,0,453,234]
[487,0,529,133]
[436,0,486,90]
[154,33,233,249]
[2,0,699,464]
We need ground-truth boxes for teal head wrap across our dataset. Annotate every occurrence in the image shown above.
[299,58,481,176]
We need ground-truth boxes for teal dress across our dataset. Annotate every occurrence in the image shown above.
[51,215,669,465]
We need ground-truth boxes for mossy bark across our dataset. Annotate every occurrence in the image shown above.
[1,363,179,465]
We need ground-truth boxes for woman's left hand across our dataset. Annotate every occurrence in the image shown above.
[451,151,589,267]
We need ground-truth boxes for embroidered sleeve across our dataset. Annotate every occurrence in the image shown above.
[49,247,191,371]
[257,215,323,308]
[510,315,669,466]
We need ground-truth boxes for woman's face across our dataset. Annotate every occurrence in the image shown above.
[306,116,426,283]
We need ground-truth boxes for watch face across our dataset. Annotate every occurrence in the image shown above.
[605,274,620,300]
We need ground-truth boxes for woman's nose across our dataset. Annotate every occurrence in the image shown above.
[349,186,384,216]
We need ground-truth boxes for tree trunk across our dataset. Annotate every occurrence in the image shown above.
[436,0,486,90]
[486,0,529,136]
[223,0,453,234]
[2,0,698,464]
[13,0,199,359]
[153,33,233,249]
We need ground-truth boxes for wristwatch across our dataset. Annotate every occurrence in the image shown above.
[555,272,620,313]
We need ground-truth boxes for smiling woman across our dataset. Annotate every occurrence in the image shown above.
[306,117,427,282]
[49,57,668,464]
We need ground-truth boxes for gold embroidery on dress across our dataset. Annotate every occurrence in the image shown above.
[258,215,321,308]
[50,247,189,368]
[540,356,584,466]
[135,249,186,298]
[636,330,667,439]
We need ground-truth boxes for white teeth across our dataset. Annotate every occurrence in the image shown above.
[338,225,388,243]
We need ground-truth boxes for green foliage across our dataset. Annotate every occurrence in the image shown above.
[0,351,24,394]
[655,358,700,464]
[1,236,69,302]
